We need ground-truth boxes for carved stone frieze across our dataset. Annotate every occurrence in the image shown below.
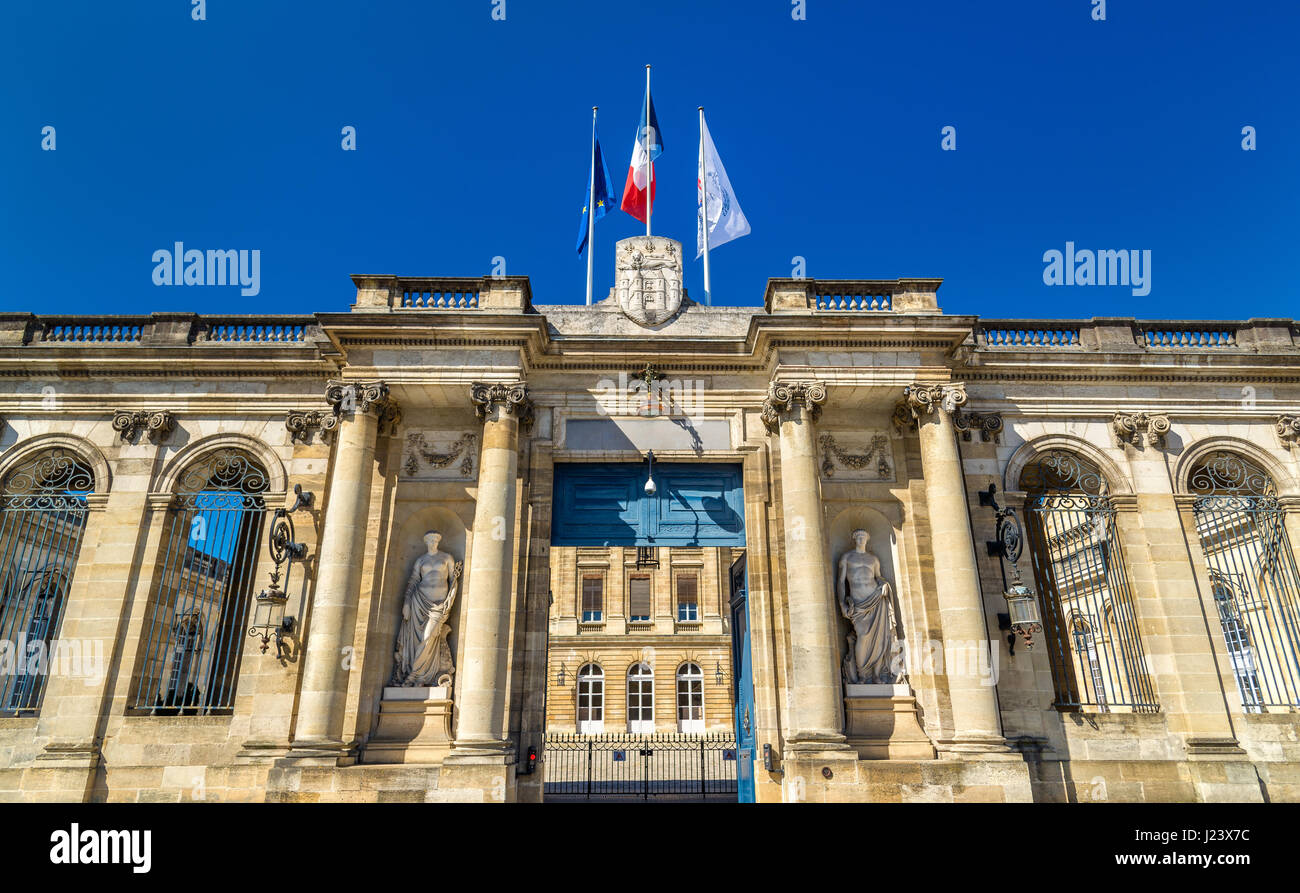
[111,409,175,444]
[760,381,827,433]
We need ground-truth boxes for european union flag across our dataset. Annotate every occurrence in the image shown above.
[577,127,616,255]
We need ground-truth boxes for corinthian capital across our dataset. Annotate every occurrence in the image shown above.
[471,381,533,425]
[901,383,967,419]
[325,380,395,419]
[760,381,827,433]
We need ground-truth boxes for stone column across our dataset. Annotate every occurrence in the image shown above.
[448,382,531,756]
[762,381,847,749]
[286,380,396,761]
[903,383,1006,751]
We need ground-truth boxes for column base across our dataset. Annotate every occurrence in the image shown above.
[235,740,292,764]
[277,738,357,768]
[784,730,852,753]
[934,732,1014,757]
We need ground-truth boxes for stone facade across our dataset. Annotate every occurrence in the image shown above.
[0,278,1297,803]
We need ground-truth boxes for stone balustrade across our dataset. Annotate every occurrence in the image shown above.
[974,317,1298,352]
[0,312,324,347]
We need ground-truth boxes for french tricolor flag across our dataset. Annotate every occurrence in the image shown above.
[620,81,663,224]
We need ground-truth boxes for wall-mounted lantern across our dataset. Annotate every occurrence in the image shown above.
[248,487,311,659]
[714,661,727,685]
[556,662,568,687]
[979,484,1042,654]
[644,449,657,496]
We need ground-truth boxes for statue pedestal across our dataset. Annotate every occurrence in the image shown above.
[844,686,935,760]
[362,686,454,765]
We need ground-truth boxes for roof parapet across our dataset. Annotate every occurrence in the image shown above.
[350,275,534,313]
[763,278,943,314]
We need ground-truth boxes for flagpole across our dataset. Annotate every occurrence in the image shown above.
[699,107,711,307]
[587,106,597,306]
[645,64,652,237]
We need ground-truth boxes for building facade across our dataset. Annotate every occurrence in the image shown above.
[1,239,1299,802]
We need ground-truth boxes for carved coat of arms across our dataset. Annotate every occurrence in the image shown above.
[615,236,683,327]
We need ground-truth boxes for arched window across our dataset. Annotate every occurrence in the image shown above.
[1021,450,1157,712]
[131,449,269,714]
[627,662,654,733]
[0,449,93,714]
[576,664,604,734]
[1190,451,1300,710]
[676,662,704,733]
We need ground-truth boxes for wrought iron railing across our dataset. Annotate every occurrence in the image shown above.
[542,732,738,800]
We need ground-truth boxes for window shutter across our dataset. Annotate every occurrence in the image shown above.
[677,574,698,609]
[581,576,603,616]
[629,576,651,618]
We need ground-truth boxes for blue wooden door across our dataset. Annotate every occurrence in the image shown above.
[729,554,757,803]
[551,463,744,547]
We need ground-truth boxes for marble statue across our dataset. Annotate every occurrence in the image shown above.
[837,529,905,685]
[391,530,462,688]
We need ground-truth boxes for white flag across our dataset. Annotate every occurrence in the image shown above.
[697,114,750,259]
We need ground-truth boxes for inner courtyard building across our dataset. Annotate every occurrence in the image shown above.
[1,236,1298,802]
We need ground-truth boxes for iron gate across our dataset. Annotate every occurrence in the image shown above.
[0,449,93,714]
[1190,452,1300,710]
[542,732,738,801]
[130,449,269,714]
[1021,450,1158,712]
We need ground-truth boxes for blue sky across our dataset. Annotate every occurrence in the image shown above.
[2,1,1296,319]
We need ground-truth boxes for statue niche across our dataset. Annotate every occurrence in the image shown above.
[391,530,462,688]
[837,528,905,685]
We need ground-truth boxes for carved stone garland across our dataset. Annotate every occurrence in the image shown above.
[819,433,891,478]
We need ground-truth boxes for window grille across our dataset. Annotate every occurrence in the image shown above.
[1190,452,1300,710]
[130,449,268,714]
[1021,450,1158,712]
[0,449,93,715]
